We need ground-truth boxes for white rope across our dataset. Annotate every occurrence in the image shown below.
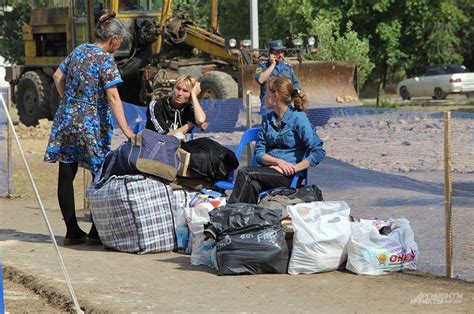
[0,93,83,314]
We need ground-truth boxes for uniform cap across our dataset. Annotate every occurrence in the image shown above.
[269,40,286,50]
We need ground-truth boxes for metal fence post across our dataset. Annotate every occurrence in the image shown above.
[6,87,13,196]
[246,90,253,165]
[83,169,89,210]
[444,111,453,278]
[0,259,4,313]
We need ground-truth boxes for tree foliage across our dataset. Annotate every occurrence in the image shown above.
[1,0,473,89]
[308,16,374,87]
[0,1,30,64]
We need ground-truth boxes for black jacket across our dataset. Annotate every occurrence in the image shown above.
[145,96,196,134]
[181,138,239,182]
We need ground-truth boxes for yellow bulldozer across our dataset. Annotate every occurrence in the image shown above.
[5,0,358,126]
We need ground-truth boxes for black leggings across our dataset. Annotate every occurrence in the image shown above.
[58,162,97,238]
[228,166,293,204]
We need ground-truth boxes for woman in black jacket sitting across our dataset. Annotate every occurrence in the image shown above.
[146,75,207,137]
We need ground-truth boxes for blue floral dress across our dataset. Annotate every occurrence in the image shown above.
[44,43,123,174]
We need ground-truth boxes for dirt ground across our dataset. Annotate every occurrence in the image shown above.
[1,109,473,312]
[3,278,64,313]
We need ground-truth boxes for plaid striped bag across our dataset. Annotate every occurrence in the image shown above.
[172,190,198,221]
[87,174,176,254]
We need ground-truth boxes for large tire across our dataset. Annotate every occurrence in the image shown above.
[199,71,238,99]
[433,87,446,100]
[16,71,51,126]
[399,86,411,100]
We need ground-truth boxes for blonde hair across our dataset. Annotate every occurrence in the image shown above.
[174,75,197,91]
[267,77,308,111]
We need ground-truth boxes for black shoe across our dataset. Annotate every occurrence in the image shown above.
[63,234,87,246]
[86,236,103,246]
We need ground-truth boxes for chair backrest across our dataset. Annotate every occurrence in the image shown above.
[224,127,260,184]
[234,127,260,166]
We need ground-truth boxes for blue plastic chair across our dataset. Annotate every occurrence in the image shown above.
[214,127,260,191]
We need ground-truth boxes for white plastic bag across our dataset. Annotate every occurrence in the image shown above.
[346,218,418,275]
[187,202,216,267]
[174,190,198,254]
[288,201,351,274]
[176,205,190,253]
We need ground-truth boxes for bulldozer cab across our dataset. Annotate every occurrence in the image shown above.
[117,0,162,12]
[69,0,155,58]
[70,0,93,47]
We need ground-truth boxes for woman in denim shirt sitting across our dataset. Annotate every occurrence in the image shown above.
[228,76,325,204]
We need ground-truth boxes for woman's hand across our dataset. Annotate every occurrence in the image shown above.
[192,82,201,97]
[124,128,135,139]
[276,160,296,176]
[269,165,283,174]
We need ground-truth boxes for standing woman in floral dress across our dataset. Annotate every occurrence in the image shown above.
[44,12,134,245]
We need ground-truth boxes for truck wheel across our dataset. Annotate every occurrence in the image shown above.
[199,71,238,99]
[433,87,446,100]
[16,71,50,126]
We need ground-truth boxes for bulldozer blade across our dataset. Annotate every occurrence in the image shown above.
[240,61,359,107]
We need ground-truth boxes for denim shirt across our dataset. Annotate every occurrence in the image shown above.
[255,60,301,106]
[255,106,325,167]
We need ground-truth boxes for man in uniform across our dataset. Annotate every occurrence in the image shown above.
[255,40,301,116]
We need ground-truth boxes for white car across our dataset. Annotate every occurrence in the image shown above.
[397,64,474,100]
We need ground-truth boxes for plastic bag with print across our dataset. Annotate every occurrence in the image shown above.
[346,218,418,275]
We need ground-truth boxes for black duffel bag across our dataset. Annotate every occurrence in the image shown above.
[204,203,289,275]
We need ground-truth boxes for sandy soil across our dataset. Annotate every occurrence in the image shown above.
[318,112,473,173]
[3,278,64,313]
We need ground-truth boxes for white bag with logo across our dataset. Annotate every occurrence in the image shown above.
[346,218,418,275]
[288,201,351,274]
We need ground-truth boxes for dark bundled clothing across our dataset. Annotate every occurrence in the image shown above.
[146,96,196,134]
[181,138,239,182]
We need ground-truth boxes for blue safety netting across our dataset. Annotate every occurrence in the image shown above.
[114,98,246,133]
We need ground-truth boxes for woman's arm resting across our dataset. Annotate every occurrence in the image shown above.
[106,86,134,139]
[191,82,207,126]
[261,154,297,176]
[53,68,66,98]
[168,122,192,136]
